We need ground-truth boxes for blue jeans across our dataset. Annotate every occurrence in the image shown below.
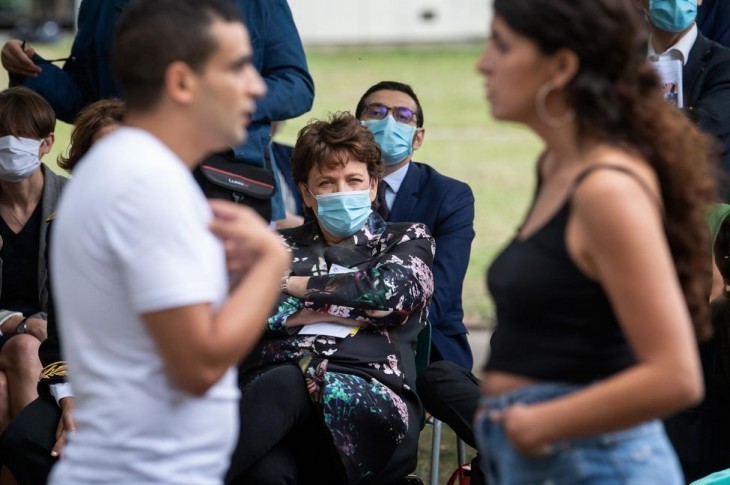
[474,382,684,484]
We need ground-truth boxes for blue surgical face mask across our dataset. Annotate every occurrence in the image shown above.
[648,0,697,33]
[310,188,373,238]
[361,116,417,166]
[0,136,42,182]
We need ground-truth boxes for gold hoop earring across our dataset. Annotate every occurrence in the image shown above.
[535,80,575,128]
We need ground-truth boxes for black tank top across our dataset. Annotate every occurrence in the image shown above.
[484,165,658,383]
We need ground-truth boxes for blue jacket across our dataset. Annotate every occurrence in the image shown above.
[21,0,314,218]
[388,162,475,369]
[22,0,128,122]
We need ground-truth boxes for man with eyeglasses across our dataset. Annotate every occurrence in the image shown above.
[356,81,476,372]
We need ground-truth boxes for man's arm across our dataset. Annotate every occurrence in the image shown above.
[428,183,475,330]
[247,0,314,123]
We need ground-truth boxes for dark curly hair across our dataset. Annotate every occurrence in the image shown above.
[495,0,716,339]
[291,111,383,213]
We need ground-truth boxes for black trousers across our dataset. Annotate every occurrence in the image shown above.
[0,396,60,485]
[416,360,486,485]
[226,364,346,485]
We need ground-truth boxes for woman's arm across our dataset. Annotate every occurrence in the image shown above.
[496,167,703,455]
[284,223,435,327]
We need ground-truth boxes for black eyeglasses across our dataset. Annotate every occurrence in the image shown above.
[362,103,418,124]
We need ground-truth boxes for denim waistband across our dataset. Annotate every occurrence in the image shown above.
[479,381,584,409]
[477,381,664,447]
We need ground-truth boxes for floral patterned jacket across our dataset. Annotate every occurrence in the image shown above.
[241,212,435,396]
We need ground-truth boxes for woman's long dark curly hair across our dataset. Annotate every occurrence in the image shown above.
[494,0,717,340]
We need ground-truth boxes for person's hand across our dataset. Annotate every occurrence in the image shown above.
[51,397,76,458]
[208,200,289,278]
[1,40,42,77]
[491,403,553,457]
[25,317,48,341]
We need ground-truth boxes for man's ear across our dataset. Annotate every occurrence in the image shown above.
[164,61,197,105]
[413,127,426,151]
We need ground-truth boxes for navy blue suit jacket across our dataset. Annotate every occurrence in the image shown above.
[387,162,475,369]
[684,32,730,200]
[698,0,730,48]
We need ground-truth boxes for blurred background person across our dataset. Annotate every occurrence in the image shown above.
[0,86,63,436]
[270,121,305,230]
[0,0,314,223]
[638,0,730,200]
[474,0,715,482]
[0,98,124,485]
[663,203,730,482]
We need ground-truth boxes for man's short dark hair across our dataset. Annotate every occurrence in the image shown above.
[113,0,243,111]
[355,81,424,127]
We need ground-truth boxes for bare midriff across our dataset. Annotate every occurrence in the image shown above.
[481,370,537,396]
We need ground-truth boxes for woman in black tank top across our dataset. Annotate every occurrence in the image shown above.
[473,1,716,483]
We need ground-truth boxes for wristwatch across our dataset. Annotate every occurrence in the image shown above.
[16,317,28,335]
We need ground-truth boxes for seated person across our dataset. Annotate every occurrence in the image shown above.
[356,81,475,371]
[664,203,730,481]
[0,98,124,485]
[0,87,65,434]
[226,112,434,485]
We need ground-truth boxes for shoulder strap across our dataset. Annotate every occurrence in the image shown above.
[570,164,664,214]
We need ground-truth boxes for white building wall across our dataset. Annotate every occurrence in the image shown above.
[288,0,491,45]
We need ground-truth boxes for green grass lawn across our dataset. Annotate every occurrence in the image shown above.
[6,38,545,483]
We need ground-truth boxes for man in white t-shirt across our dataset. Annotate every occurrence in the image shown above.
[48,0,289,483]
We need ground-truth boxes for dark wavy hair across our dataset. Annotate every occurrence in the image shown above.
[292,112,383,213]
[494,0,716,339]
[58,99,124,172]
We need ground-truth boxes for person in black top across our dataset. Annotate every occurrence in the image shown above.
[0,87,65,439]
[0,98,124,485]
[472,0,715,483]
[663,203,730,481]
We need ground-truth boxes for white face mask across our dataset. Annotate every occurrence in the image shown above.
[0,136,42,182]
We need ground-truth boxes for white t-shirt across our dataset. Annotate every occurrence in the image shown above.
[49,128,237,484]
